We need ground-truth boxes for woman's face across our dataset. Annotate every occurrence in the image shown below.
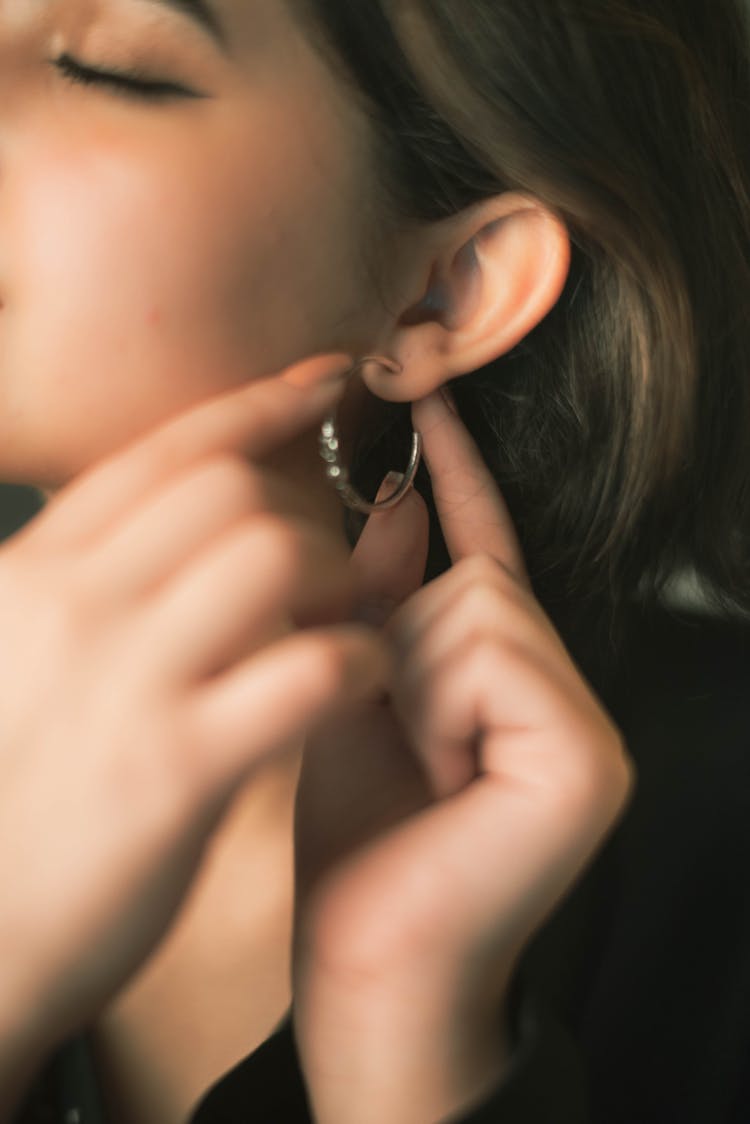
[0,0,389,490]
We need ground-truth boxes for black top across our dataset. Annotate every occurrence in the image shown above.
[13,608,750,1123]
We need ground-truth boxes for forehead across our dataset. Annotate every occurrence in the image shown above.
[0,0,296,45]
[144,0,226,44]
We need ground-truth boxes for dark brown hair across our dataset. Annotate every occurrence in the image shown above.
[293,0,750,688]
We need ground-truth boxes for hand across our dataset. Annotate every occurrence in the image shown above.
[0,354,391,1078]
[292,389,635,1124]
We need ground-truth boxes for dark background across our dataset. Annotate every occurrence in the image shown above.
[0,484,44,543]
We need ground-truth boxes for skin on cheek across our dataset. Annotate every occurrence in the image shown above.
[201,100,374,366]
[0,32,381,486]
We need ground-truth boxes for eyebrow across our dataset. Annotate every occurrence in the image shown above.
[143,0,227,49]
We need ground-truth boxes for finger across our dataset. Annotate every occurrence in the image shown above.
[411,390,531,587]
[385,556,559,672]
[84,456,303,604]
[139,516,357,684]
[24,353,352,552]
[188,624,392,793]
[351,723,632,978]
[392,615,626,806]
[350,473,430,624]
[294,702,433,894]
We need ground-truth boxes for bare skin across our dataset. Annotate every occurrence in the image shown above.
[0,2,394,1110]
[0,358,393,1124]
[0,1,585,1122]
[90,750,303,1124]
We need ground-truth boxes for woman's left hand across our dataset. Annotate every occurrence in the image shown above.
[292,389,635,1124]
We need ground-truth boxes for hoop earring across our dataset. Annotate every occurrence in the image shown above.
[318,355,422,515]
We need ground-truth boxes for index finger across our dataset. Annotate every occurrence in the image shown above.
[25,353,352,550]
[411,389,531,587]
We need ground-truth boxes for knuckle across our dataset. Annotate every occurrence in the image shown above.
[456,552,527,606]
[452,580,499,626]
[443,575,549,663]
[554,721,636,814]
[458,552,501,584]
[456,626,502,665]
[459,628,521,673]
[305,636,350,694]
[606,727,638,802]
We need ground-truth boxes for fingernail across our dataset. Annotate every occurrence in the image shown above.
[283,353,353,389]
[377,471,405,501]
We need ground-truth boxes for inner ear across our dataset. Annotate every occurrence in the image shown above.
[448,238,482,330]
[398,263,450,327]
[398,238,481,331]
[366,196,570,405]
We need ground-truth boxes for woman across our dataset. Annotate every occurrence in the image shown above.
[2,0,748,1121]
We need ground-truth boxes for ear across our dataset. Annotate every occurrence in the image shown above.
[361,193,570,403]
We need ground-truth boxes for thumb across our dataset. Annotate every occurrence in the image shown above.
[351,472,430,625]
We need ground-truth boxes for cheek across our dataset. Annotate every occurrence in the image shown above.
[0,105,373,485]
[200,106,373,368]
[11,119,365,378]
[1,149,272,479]
[12,143,263,376]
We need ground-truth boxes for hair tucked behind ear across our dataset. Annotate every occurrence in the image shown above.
[293,0,750,688]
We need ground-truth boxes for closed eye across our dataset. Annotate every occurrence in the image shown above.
[52,53,202,101]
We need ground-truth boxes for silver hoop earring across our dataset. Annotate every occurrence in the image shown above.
[318,355,422,515]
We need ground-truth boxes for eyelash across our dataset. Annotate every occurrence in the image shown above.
[53,53,195,102]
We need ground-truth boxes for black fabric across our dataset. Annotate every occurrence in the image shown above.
[12,607,750,1124]
[188,1015,312,1123]
[189,971,591,1124]
[13,1031,108,1124]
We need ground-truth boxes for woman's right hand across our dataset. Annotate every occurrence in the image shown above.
[0,353,389,1068]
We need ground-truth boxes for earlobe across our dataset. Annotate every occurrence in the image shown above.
[362,196,571,403]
